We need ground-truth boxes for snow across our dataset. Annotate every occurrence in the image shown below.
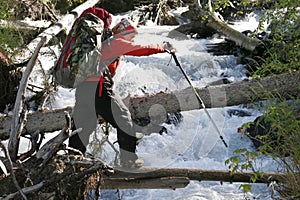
[2,10,280,200]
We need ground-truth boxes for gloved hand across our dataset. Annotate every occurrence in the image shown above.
[163,41,176,53]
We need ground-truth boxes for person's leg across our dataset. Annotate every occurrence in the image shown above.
[95,87,138,165]
[69,82,98,154]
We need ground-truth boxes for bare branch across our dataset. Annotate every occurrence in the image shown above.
[35,112,81,165]
[2,181,45,200]
[8,36,47,162]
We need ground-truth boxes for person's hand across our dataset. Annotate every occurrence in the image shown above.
[163,41,176,53]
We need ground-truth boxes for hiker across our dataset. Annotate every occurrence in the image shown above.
[69,8,175,167]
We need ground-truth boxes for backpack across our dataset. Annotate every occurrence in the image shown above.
[53,13,104,88]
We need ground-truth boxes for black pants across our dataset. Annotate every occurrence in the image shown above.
[69,81,137,162]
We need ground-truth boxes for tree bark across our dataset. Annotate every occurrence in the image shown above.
[127,71,300,119]
[100,166,287,189]
[205,0,261,51]
[206,12,261,51]
[0,71,299,140]
[101,177,190,189]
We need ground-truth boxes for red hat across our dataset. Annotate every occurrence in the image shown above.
[81,7,112,29]
[112,18,137,35]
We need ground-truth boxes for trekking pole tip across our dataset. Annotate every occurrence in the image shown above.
[220,136,228,148]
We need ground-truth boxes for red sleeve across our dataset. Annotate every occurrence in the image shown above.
[124,44,165,56]
[100,38,165,61]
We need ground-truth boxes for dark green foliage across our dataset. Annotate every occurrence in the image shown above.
[257,101,300,197]
[252,1,300,77]
[221,1,300,197]
[0,0,22,50]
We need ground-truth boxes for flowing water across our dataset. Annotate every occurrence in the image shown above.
[6,8,280,200]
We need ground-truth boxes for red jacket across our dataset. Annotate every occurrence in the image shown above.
[101,37,165,61]
[62,8,166,95]
[87,37,166,96]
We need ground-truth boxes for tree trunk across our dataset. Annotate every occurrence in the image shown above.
[1,71,298,140]
[206,12,261,51]
[128,71,300,119]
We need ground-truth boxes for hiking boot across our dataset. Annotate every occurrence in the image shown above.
[136,132,144,145]
[120,158,144,169]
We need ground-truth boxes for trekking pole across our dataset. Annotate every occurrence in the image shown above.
[166,48,228,148]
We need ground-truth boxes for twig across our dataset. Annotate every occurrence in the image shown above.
[19,130,42,161]
[69,159,113,181]
[41,0,59,22]
[0,140,27,200]
[65,146,84,156]
[35,112,82,165]
[2,181,45,200]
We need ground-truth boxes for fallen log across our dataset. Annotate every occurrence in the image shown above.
[127,71,300,119]
[0,71,299,140]
[173,0,261,51]
[0,154,287,195]
[204,0,261,51]
[101,177,190,189]
[206,11,261,51]
[0,107,73,140]
[104,167,285,184]
[0,19,52,30]
[97,166,287,189]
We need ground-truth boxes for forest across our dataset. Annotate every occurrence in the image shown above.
[0,0,299,199]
